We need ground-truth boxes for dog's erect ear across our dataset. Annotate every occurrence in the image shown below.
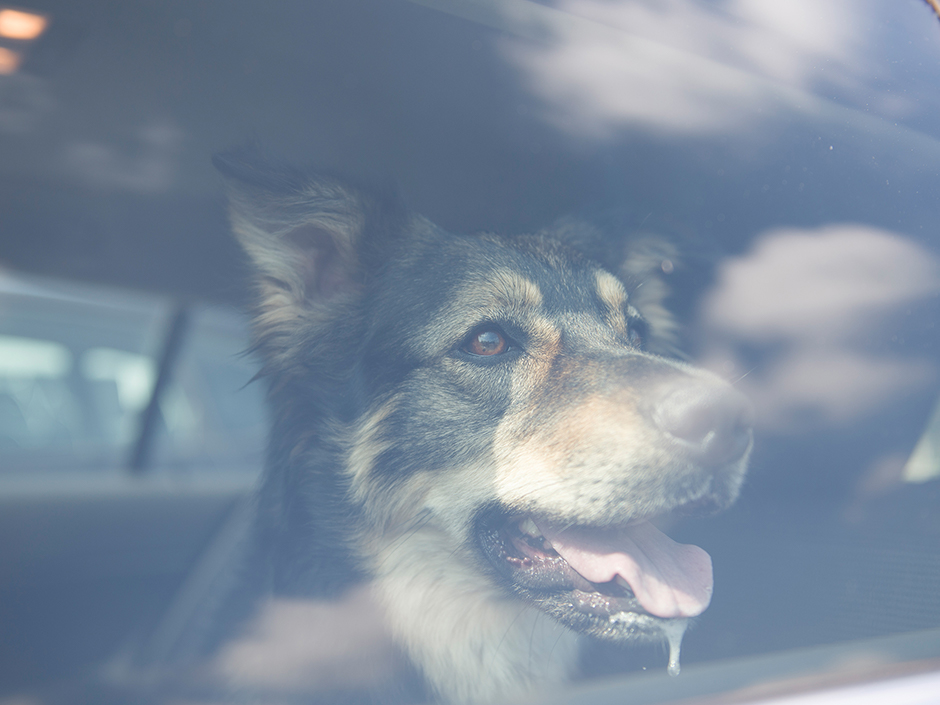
[215,149,396,329]
[546,218,680,354]
[616,235,680,354]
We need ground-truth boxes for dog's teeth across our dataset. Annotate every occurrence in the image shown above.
[518,518,542,538]
[542,539,554,551]
[615,576,632,591]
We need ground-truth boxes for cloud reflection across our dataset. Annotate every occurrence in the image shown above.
[0,72,54,132]
[0,46,19,74]
[210,586,404,694]
[698,225,940,432]
[500,0,871,138]
[62,120,183,193]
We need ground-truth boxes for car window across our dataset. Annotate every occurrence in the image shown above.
[0,275,164,470]
[0,273,265,474]
[1,1,939,703]
[149,304,267,472]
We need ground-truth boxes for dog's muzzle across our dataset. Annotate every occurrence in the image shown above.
[476,371,753,641]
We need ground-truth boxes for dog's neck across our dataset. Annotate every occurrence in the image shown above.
[370,525,581,704]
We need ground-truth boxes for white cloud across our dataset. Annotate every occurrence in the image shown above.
[62,120,184,193]
[500,0,877,138]
[704,226,940,342]
[698,225,940,431]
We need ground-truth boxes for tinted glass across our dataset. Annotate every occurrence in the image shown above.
[0,1,938,703]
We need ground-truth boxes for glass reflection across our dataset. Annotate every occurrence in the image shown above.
[0,8,47,41]
[698,225,940,432]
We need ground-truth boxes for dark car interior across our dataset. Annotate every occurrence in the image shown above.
[2,1,940,702]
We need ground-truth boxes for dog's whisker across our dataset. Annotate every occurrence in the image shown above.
[487,603,530,678]
[527,609,540,677]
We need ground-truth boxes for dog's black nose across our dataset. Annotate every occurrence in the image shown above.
[654,383,753,465]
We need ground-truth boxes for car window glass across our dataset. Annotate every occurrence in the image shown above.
[149,304,266,473]
[0,0,939,702]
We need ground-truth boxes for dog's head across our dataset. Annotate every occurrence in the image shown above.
[219,151,752,648]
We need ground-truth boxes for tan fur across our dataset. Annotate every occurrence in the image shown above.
[595,270,629,335]
[428,268,546,348]
[345,407,578,702]
[343,375,737,702]
[494,392,676,524]
[490,268,544,310]
[508,318,562,403]
[333,261,746,700]
[371,520,579,703]
[220,161,750,703]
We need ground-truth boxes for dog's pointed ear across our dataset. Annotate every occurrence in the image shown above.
[215,149,394,325]
[615,235,680,355]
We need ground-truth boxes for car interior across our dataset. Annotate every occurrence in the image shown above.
[1,1,940,703]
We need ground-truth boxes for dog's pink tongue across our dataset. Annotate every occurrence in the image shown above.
[537,521,713,619]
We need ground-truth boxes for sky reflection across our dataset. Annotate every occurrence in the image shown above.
[697,225,940,433]
[498,0,937,139]
[62,120,184,193]
[210,586,403,694]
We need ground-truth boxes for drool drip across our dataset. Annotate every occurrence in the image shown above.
[661,618,688,677]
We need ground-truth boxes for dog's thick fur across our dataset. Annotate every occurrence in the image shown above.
[214,152,752,704]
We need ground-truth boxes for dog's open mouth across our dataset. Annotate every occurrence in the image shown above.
[478,509,714,638]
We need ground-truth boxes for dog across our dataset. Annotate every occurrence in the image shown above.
[211,150,753,704]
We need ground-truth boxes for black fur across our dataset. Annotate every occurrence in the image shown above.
[162,149,752,704]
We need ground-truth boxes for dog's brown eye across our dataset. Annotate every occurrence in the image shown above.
[466,330,507,356]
